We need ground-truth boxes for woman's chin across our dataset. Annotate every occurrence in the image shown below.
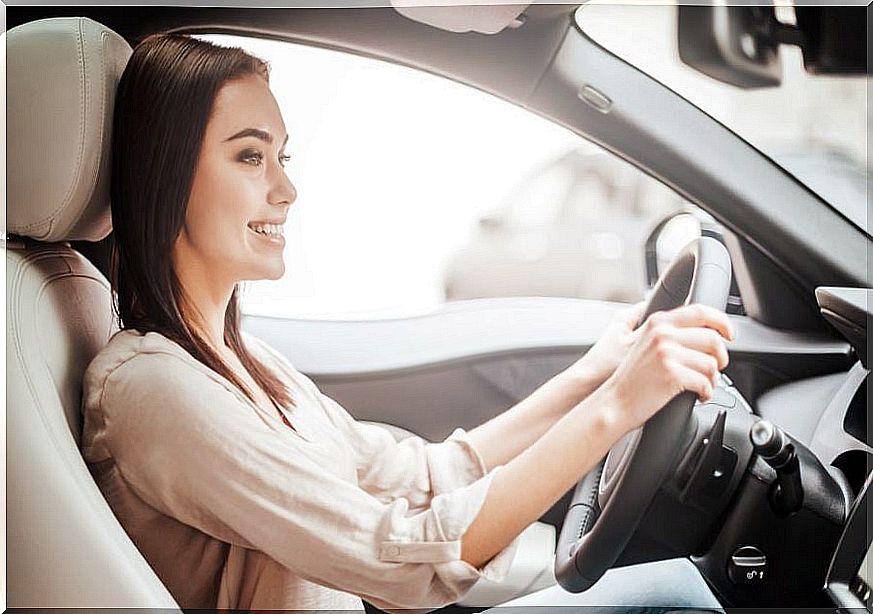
[244,263,285,282]
[263,266,285,281]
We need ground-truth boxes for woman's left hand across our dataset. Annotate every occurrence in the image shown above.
[562,301,646,398]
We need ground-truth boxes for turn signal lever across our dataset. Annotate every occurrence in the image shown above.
[750,420,803,515]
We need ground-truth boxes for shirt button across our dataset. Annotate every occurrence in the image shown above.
[386,545,401,557]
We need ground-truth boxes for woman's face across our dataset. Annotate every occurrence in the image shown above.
[174,74,297,286]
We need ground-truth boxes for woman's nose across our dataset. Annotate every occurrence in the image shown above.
[269,166,297,207]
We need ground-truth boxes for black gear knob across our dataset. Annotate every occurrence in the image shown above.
[750,419,803,515]
[751,420,792,466]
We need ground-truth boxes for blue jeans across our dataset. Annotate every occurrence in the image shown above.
[480,558,723,614]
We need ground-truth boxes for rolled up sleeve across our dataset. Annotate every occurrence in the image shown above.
[249,336,496,508]
[315,394,493,509]
[100,351,519,612]
[380,467,521,584]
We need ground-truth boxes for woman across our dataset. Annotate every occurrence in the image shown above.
[81,33,733,613]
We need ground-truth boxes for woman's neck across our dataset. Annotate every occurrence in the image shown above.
[172,242,234,353]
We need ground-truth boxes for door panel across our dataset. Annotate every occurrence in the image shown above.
[242,297,850,421]
[242,297,617,439]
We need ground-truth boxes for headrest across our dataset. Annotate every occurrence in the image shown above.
[6,17,132,242]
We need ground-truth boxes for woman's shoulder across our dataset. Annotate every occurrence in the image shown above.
[88,329,283,373]
[86,327,186,370]
[82,329,201,403]
[83,329,302,400]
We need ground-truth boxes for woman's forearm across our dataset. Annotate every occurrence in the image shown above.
[459,303,736,571]
[465,364,601,472]
[460,383,627,570]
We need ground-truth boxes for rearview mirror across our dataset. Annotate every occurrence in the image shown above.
[678,5,782,88]
[678,5,869,88]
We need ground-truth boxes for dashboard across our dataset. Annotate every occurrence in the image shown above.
[244,289,869,609]
[755,287,871,610]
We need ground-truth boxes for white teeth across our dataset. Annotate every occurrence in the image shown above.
[248,222,284,238]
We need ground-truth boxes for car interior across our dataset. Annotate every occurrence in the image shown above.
[5,3,870,612]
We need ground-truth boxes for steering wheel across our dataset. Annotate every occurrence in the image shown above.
[554,236,732,592]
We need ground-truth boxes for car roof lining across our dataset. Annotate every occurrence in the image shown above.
[10,5,576,103]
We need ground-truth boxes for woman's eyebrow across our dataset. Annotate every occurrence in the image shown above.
[224,128,290,147]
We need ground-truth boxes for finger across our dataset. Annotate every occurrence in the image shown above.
[667,343,721,386]
[625,301,646,327]
[669,360,715,402]
[617,301,646,331]
[666,303,734,341]
[669,327,730,370]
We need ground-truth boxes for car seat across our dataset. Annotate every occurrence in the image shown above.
[6,16,181,610]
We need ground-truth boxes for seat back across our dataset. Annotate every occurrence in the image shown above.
[6,17,179,609]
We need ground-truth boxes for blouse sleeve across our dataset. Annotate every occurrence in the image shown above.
[99,350,520,613]
[247,335,506,508]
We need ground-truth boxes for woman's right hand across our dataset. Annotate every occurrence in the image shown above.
[600,303,735,435]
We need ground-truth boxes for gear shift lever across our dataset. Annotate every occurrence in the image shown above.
[750,420,803,515]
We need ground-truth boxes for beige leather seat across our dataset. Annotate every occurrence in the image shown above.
[6,17,180,609]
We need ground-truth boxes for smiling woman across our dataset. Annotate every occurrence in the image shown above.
[8,10,867,614]
[95,31,536,611]
[109,34,296,412]
[175,80,296,302]
[75,27,735,614]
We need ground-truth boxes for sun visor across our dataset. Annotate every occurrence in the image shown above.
[390,1,530,34]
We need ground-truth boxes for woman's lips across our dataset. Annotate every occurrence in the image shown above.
[247,224,285,247]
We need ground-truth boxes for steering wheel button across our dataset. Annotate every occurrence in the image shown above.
[708,386,737,408]
[727,546,767,585]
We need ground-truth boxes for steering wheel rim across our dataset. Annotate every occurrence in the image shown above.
[554,236,732,592]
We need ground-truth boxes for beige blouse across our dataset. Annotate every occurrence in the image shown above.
[81,329,520,612]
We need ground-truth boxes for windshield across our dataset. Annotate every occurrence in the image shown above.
[575,3,870,235]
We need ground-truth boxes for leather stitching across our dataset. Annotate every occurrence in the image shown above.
[18,19,89,234]
[576,461,604,539]
[61,27,111,239]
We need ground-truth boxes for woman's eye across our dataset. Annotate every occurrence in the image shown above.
[240,150,290,168]
[239,150,264,166]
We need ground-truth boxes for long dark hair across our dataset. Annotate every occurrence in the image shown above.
[109,33,294,410]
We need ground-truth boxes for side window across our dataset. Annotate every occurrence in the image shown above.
[200,34,700,318]
[503,161,574,230]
